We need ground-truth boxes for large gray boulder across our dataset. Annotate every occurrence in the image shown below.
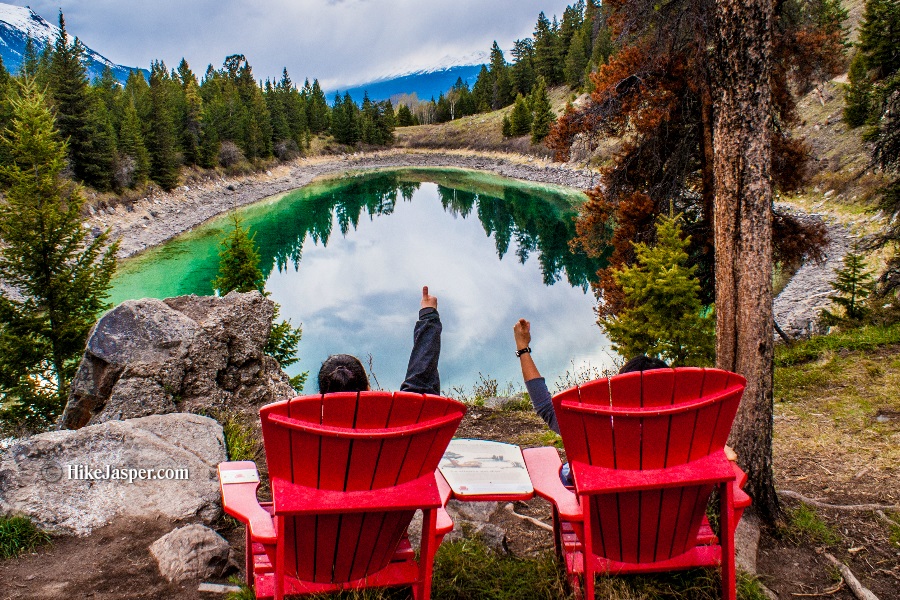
[60,291,295,429]
[0,413,226,536]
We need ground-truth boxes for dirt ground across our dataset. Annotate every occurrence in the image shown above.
[2,395,898,599]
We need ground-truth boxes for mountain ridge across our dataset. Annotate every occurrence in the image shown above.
[0,3,145,83]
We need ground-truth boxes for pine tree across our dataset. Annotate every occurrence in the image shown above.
[489,42,513,109]
[529,77,555,143]
[501,114,513,137]
[48,13,114,190]
[397,103,415,127]
[534,12,562,85]
[146,61,180,190]
[117,97,151,187]
[306,79,330,134]
[0,79,118,430]
[212,215,265,294]
[510,39,536,97]
[211,215,306,390]
[821,248,877,324]
[844,52,874,127]
[509,94,532,136]
[564,28,590,88]
[600,214,715,366]
[859,0,900,79]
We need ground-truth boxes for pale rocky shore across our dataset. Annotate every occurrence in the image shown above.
[88,149,598,259]
[87,148,851,338]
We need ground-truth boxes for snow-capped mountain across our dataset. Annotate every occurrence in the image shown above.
[331,51,489,104]
[0,4,144,82]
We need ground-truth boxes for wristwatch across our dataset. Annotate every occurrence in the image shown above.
[515,347,532,357]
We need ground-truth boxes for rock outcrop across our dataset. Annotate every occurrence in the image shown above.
[150,524,235,583]
[60,291,295,430]
[0,413,226,536]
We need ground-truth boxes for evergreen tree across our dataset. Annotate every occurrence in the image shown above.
[396,103,415,127]
[529,77,555,143]
[508,94,532,136]
[564,28,590,88]
[859,0,900,79]
[844,52,874,127]
[821,249,876,324]
[48,13,114,190]
[489,41,513,109]
[600,214,715,366]
[472,65,492,112]
[0,79,118,430]
[212,215,265,294]
[178,59,204,166]
[212,215,306,390]
[510,39,536,97]
[117,97,151,187]
[534,12,562,85]
[306,79,330,134]
[19,36,40,79]
[146,61,180,189]
[501,114,513,137]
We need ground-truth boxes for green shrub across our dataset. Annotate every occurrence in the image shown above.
[0,515,51,559]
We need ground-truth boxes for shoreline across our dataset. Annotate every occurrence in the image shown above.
[90,149,598,260]
[89,147,849,338]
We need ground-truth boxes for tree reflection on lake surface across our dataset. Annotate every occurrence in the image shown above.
[112,169,613,392]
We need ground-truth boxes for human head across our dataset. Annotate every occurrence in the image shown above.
[317,354,370,393]
[618,355,670,374]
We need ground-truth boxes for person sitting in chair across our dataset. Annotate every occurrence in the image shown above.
[317,286,442,395]
[513,318,669,484]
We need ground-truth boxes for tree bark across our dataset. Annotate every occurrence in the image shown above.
[712,0,780,522]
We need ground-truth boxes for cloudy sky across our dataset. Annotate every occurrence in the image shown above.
[11,0,572,89]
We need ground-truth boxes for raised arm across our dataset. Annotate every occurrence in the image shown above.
[400,286,442,395]
[514,318,559,434]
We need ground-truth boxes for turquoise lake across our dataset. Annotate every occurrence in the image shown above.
[110,168,613,394]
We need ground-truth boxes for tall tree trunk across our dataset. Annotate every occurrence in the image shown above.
[712,0,780,522]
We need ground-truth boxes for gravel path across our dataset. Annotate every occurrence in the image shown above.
[87,148,852,337]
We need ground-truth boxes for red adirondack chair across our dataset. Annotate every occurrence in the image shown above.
[522,368,752,600]
[218,391,466,600]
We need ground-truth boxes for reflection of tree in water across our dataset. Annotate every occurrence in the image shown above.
[253,172,602,290]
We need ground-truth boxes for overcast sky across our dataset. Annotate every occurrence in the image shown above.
[11,0,572,89]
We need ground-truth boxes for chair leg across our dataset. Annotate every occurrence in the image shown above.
[582,500,595,600]
[245,525,254,588]
[274,518,285,600]
[720,482,737,600]
[416,508,438,600]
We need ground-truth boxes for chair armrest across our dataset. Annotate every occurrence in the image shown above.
[435,470,454,535]
[217,461,276,544]
[731,462,752,509]
[572,451,736,495]
[522,447,582,522]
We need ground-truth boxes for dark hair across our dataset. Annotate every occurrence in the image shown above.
[618,355,670,374]
[317,354,370,393]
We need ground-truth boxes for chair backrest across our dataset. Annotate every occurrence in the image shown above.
[552,368,745,563]
[260,391,466,584]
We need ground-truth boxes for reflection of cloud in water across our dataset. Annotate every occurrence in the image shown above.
[265,183,612,392]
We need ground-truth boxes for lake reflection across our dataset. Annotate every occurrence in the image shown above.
[111,169,614,393]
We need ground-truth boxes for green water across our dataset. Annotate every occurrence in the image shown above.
[111,168,612,392]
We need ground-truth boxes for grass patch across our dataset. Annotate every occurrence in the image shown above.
[432,538,571,600]
[775,323,900,367]
[220,413,261,462]
[500,394,532,412]
[783,504,840,546]
[0,515,51,559]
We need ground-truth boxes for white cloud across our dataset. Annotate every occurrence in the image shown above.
[12,0,572,88]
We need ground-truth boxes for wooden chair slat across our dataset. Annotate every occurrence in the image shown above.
[688,403,723,462]
[286,398,324,487]
[609,371,642,407]
[577,378,611,406]
[617,490,642,562]
[638,490,664,563]
[654,488,683,561]
[612,416,642,470]
[672,368,705,402]
[665,410,699,467]
[640,369,676,406]
[669,486,704,558]
[318,395,357,491]
[553,388,589,464]
[580,413,615,468]
[700,369,730,395]
[641,414,671,470]
[386,395,425,426]
[313,514,341,582]
[331,513,366,582]
[595,495,620,560]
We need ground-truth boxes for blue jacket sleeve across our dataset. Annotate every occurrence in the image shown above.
[400,307,441,395]
[525,377,559,434]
